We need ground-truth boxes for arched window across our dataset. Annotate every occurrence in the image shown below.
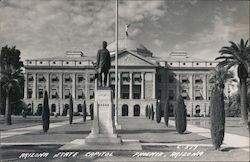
[133,104,140,116]
[77,104,82,112]
[122,104,129,116]
[51,104,56,112]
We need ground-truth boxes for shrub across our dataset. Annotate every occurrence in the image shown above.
[210,85,225,150]
[82,100,87,122]
[164,100,169,126]
[42,91,50,133]
[151,105,154,120]
[145,105,148,117]
[90,105,94,120]
[156,103,161,123]
[174,96,187,134]
[69,94,73,124]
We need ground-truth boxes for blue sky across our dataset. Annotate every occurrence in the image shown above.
[0,0,249,61]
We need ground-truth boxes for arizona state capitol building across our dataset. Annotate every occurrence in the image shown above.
[23,36,230,117]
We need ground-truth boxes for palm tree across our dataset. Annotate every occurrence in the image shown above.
[209,67,233,150]
[0,46,23,125]
[216,39,250,125]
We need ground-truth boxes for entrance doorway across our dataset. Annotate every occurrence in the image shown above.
[133,104,140,116]
[122,104,128,116]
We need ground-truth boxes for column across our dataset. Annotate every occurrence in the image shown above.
[129,72,133,99]
[152,72,156,99]
[72,73,76,99]
[24,73,28,99]
[45,73,50,97]
[141,72,145,99]
[189,74,193,100]
[59,73,63,99]
[203,74,207,100]
[32,73,37,98]
[118,72,121,99]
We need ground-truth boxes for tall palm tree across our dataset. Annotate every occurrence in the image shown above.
[0,46,23,125]
[216,39,250,125]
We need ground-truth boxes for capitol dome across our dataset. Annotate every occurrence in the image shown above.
[107,38,153,57]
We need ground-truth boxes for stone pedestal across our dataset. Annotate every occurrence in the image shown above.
[85,87,122,145]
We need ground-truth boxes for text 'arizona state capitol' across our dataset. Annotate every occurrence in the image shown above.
[23,37,229,117]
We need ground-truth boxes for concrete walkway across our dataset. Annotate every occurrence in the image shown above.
[0,118,83,139]
[167,120,249,152]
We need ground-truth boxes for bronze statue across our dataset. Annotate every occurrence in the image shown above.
[96,41,111,87]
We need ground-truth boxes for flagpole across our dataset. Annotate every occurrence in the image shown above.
[115,0,119,127]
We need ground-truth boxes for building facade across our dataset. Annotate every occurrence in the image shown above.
[23,38,227,117]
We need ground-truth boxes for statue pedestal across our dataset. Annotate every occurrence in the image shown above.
[85,87,122,144]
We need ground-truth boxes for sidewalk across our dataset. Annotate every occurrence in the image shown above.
[167,120,249,152]
[0,118,83,139]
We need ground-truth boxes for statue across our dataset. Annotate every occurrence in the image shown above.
[96,41,111,87]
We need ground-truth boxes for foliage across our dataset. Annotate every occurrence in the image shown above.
[151,104,154,120]
[174,96,187,134]
[216,38,250,125]
[164,100,169,127]
[69,94,73,124]
[0,46,24,124]
[210,85,225,150]
[145,105,148,117]
[42,91,50,133]
[148,105,151,119]
[156,102,161,123]
[82,100,87,122]
[90,104,94,120]
[226,93,241,117]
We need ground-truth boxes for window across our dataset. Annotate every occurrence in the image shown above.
[133,73,141,83]
[64,76,71,82]
[89,89,94,99]
[121,73,130,83]
[51,104,56,112]
[79,62,82,64]
[132,85,141,99]
[64,89,70,99]
[40,61,43,64]
[181,89,188,100]
[51,89,58,99]
[52,76,58,82]
[196,63,199,65]
[195,78,203,84]
[29,61,32,64]
[28,75,34,82]
[181,76,189,83]
[38,89,43,98]
[121,85,129,99]
[209,63,212,65]
[169,89,174,100]
[66,61,69,64]
[38,77,45,82]
[78,76,84,83]
[183,62,186,65]
[170,62,173,65]
[77,89,84,99]
[28,89,32,98]
[53,61,56,64]
[195,90,203,100]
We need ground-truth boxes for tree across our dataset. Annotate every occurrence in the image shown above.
[82,100,87,122]
[151,104,154,120]
[42,90,50,132]
[216,39,250,125]
[174,95,187,134]
[209,67,233,150]
[156,102,161,123]
[0,46,24,125]
[90,104,94,120]
[164,100,169,127]
[69,93,73,124]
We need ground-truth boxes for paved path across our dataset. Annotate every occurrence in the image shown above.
[0,118,83,139]
[167,120,249,152]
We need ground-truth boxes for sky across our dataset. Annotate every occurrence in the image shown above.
[0,0,249,61]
